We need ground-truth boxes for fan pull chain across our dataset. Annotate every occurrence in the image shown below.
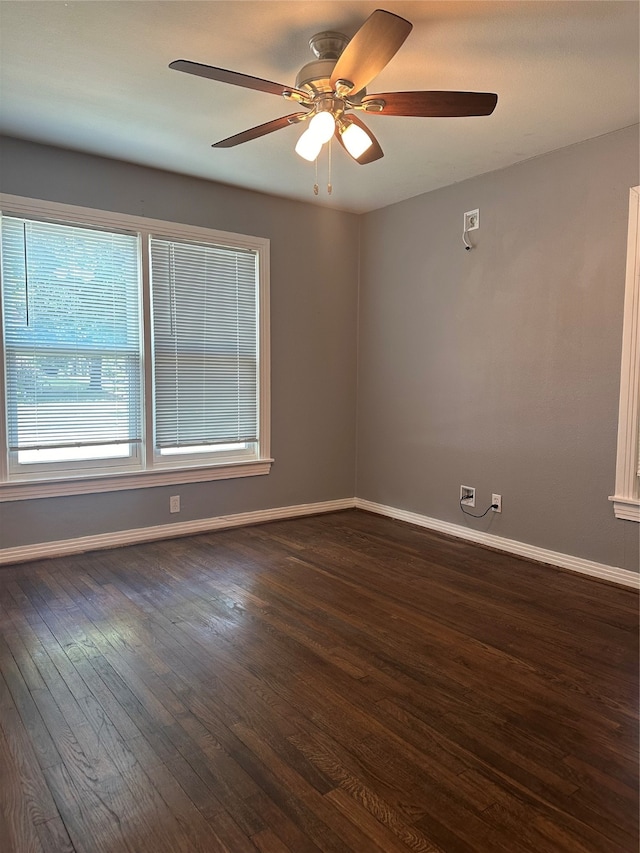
[311,143,334,196]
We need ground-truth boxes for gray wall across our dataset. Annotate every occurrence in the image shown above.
[0,137,360,547]
[1,129,638,572]
[357,125,639,572]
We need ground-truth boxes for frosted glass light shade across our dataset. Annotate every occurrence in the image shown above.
[308,110,336,144]
[341,122,373,159]
[295,128,323,161]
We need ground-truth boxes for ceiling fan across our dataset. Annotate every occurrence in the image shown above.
[169,8,498,167]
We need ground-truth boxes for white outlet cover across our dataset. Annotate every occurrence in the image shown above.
[464,209,479,231]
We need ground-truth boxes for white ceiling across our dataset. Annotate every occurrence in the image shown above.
[0,1,638,213]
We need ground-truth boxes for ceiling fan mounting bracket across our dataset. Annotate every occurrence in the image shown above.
[308,31,350,61]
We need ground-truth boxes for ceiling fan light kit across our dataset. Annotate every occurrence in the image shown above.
[169,8,498,194]
[295,127,323,162]
[339,120,374,159]
[307,109,336,144]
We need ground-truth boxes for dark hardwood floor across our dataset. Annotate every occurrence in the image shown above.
[0,509,637,853]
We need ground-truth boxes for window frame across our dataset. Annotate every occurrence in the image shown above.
[610,186,640,521]
[0,194,272,502]
[2,214,145,480]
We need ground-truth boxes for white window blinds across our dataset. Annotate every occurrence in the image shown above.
[150,237,259,449]
[1,216,142,451]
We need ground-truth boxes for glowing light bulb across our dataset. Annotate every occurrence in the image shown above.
[295,127,323,161]
[341,121,374,159]
[308,110,336,144]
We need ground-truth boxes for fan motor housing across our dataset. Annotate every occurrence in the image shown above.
[295,59,337,97]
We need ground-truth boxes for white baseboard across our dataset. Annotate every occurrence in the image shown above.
[2,496,637,590]
[355,499,640,590]
[0,498,355,566]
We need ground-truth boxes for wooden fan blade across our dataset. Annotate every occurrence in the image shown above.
[362,91,498,117]
[335,115,384,165]
[212,113,307,148]
[330,10,412,95]
[170,60,309,101]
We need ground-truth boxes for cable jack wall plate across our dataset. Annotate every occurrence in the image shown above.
[464,209,479,231]
[460,485,476,507]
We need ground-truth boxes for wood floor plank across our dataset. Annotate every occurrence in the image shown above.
[0,726,46,853]
[0,510,637,852]
[0,643,62,772]
[227,758,369,853]
[0,700,59,827]
[247,792,326,853]
[251,827,293,853]
[286,728,441,853]
[34,815,76,853]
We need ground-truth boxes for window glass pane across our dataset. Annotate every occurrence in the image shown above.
[159,442,248,456]
[18,444,131,464]
[1,217,142,454]
[150,237,258,450]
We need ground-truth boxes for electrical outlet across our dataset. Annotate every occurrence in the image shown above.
[460,485,476,507]
[492,494,502,513]
[169,495,180,513]
[464,209,479,231]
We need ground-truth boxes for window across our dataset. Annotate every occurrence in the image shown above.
[0,195,271,500]
[610,186,640,521]
[150,237,258,461]
[2,217,142,477]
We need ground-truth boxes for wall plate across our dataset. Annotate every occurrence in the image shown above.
[464,209,479,231]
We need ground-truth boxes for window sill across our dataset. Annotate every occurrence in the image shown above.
[609,495,640,522]
[0,458,274,503]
